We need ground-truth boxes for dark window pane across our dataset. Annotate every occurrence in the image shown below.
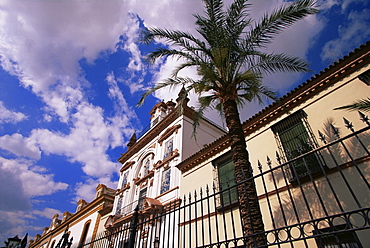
[358,69,370,85]
[217,157,238,205]
[272,110,321,179]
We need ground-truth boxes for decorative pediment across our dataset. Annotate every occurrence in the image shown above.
[120,161,135,172]
[153,149,179,169]
[115,182,130,195]
[133,170,155,186]
[158,124,181,145]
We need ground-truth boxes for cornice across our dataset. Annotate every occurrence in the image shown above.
[158,124,181,145]
[115,183,130,195]
[177,41,370,174]
[120,161,135,173]
[118,106,194,164]
[29,194,115,247]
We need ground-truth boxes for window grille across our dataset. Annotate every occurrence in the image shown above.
[271,110,324,180]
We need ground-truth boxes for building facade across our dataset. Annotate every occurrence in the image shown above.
[35,42,370,248]
[28,184,115,248]
[98,90,227,246]
[177,42,370,247]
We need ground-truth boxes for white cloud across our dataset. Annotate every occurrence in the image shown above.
[0,101,27,124]
[0,0,128,92]
[0,133,41,160]
[0,211,31,241]
[32,208,63,220]
[0,157,68,197]
[74,177,117,203]
[321,6,370,62]
[30,102,125,178]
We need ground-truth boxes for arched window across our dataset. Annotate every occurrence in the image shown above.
[78,220,91,248]
[50,240,56,248]
[141,154,153,177]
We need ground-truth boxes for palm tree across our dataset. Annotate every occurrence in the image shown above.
[139,0,318,246]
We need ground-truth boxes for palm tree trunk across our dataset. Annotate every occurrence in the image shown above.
[223,98,265,247]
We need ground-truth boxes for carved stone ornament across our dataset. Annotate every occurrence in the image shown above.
[153,149,179,169]
[158,124,181,145]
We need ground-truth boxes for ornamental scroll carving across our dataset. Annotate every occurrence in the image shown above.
[133,170,155,186]
[158,124,181,145]
[153,149,179,170]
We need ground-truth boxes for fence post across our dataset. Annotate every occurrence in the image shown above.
[127,205,139,248]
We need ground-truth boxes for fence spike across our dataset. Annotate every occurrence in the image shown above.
[318,130,327,143]
[330,123,340,138]
[266,156,272,168]
[343,117,354,132]
[257,160,262,172]
[358,111,370,125]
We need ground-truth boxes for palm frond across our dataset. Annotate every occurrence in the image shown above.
[255,53,310,74]
[225,0,251,42]
[334,98,370,112]
[246,0,318,48]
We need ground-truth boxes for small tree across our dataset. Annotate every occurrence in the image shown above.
[139,0,318,246]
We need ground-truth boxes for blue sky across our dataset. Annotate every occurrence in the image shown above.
[0,0,369,242]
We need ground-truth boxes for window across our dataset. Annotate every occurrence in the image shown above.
[314,224,363,248]
[78,220,91,248]
[358,69,370,85]
[50,240,56,248]
[143,157,151,176]
[160,168,171,194]
[115,195,123,215]
[138,188,147,210]
[272,110,323,180]
[121,172,128,186]
[163,138,173,158]
[213,153,238,206]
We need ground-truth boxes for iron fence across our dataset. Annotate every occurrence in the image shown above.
[82,112,370,248]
